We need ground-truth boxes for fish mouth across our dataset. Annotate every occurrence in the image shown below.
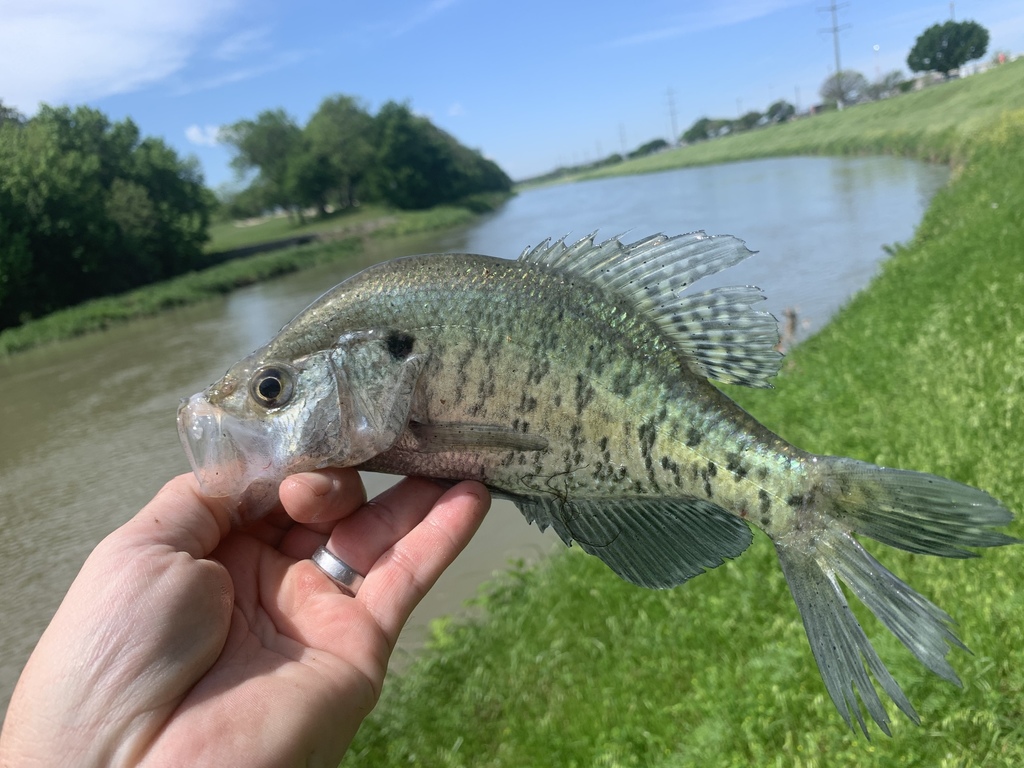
[177,393,275,498]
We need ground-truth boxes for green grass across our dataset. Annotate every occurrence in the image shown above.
[206,192,511,252]
[577,59,1024,180]
[341,105,1024,766]
[205,204,397,252]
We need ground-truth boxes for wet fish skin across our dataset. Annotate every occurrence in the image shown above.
[177,232,1016,735]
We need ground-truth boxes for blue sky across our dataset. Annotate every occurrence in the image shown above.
[2,0,1022,187]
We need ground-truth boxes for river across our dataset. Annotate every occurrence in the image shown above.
[0,156,948,714]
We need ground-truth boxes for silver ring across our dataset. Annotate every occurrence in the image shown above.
[311,545,364,596]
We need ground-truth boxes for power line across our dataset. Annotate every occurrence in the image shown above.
[819,1,851,109]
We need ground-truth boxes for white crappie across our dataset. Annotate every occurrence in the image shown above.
[178,232,1015,734]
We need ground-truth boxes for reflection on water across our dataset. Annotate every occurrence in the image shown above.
[0,156,947,714]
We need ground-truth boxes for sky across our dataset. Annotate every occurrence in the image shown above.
[2,0,1023,188]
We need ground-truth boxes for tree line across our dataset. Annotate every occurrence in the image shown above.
[222,96,512,218]
[0,95,513,331]
[0,105,213,330]
[682,20,993,146]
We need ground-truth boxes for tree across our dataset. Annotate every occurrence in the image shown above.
[219,95,511,215]
[865,70,906,100]
[819,70,869,108]
[0,100,24,127]
[0,105,212,328]
[305,96,375,209]
[628,138,669,159]
[683,117,713,143]
[766,100,796,123]
[222,110,303,214]
[907,20,989,75]
[368,101,510,210]
[735,111,763,132]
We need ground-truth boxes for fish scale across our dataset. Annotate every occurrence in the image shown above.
[178,231,1016,736]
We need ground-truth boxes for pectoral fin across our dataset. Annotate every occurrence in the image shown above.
[511,495,752,588]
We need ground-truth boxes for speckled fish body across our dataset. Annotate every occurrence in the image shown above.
[178,233,1015,735]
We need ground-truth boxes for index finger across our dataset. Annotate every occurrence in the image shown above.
[357,480,490,649]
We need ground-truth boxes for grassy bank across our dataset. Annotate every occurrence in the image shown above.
[576,58,1024,180]
[0,202,489,357]
[342,110,1024,765]
[206,192,510,253]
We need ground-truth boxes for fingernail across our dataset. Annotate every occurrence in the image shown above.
[297,472,335,498]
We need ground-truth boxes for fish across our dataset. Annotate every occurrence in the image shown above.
[177,231,1016,735]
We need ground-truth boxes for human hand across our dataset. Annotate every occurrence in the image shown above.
[0,471,490,767]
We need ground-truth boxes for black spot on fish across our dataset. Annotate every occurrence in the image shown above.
[756,466,770,481]
[786,494,805,508]
[518,392,538,413]
[637,419,658,474]
[685,427,703,448]
[660,456,682,487]
[553,393,562,408]
[758,489,772,517]
[609,366,637,398]
[574,374,596,417]
[707,461,717,477]
[386,330,415,360]
[701,468,713,498]
[598,436,608,453]
[725,453,749,480]
[568,423,584,450]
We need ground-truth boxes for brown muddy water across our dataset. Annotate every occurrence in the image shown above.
[0,156,949,714]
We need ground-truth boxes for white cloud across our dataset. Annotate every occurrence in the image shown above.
[173,50,310,96]
[0,0,238,112]
[390,0,461,37]
[448,102,465,117]
[185,124,223,146]
[609,0,807,47]
[213,26,271,61]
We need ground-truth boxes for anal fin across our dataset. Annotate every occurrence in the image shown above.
[509,495,752,588]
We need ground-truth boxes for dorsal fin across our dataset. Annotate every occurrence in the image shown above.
[519,232,782,388]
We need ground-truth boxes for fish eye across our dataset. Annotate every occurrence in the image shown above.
[249,366,294,409]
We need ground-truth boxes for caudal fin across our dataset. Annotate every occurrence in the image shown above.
[773,458,1016,735]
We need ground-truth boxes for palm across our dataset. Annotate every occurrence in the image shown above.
[0,471,489,768]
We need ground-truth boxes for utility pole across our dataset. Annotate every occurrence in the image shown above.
[666,89,678,144]
[819,1,850,109]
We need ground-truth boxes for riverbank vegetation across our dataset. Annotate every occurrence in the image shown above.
[0,94,512,341]
[579,57,1023,181]
[0,105,213,330]
[221,97,511,220]
[341,108,1024,768]
[0,200,488,357]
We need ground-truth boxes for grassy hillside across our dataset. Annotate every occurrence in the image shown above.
[342,105,1024,767]
[578,58,1024,180]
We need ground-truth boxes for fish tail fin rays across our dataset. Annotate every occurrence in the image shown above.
[518,232,782,388]
[773,459,1016,735]
[826,458,1017,557]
